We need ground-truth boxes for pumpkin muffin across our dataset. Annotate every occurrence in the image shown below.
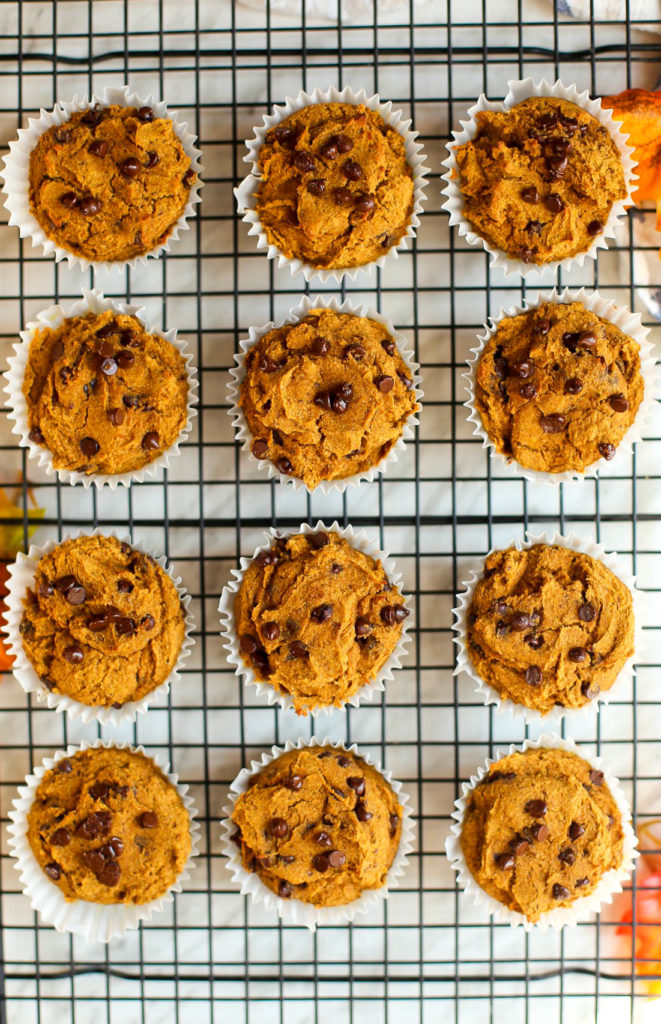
[454,96,627,264]
[465,544,634,713]
[459,747,624,923]
[254,102,414,268]
[231,746,402,906]
[239,308,418,488]
[19,535,187,708]
[473,301,644,474]
[27,747,191,904]
[28,104,195,262]
[233,529,409,714]
[23,308,190,478]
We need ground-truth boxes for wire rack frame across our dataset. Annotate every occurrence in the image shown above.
[0,2,660,1023]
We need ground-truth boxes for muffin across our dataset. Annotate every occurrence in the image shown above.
[239,308,418,488]
[466,544,634,713]
[230,746,402,906]
[233,529,409,714]
[22,308,190,478]
[27,747,191,904]
[18,535,187,708]
[254,102,414,269]
[459,747,624,923]
[454,96,627,264]
[473,301,644,474]
[28,104,195,263]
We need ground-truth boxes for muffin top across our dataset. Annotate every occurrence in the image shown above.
[459,747,623,922]
[28,104,195,263]
[466,544,634,713]
[233,530,409,714]
[454,97,627,264]
[19,535,187,708]
[27,747,191,905]
[254,102,414,269]
[239,308,418,489]
[231,746,402,907]
[474,301,643,474]
[23,309,190,477]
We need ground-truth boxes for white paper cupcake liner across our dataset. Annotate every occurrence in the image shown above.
[0,84,203,272]
[2,528,195,727]
[220,735,415,930]
[7,739,200,942]
[452,530,645,727]
[218,520,413,717]
[445,733,639,931]
[234,85,430,284]
[3,287,198,489]
[228,294,422,494]
[441,78,637,278]
[464,287,658,486]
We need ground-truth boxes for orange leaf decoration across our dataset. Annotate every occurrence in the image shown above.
[602,88,661,232]
[0,482,45,675]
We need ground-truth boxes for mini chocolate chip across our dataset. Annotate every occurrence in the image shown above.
[142,614,155,631]
[141,431,160,451]
[105,606,123,623]
[521,186,539,202]
[117,350,135,369]
[575,877,590,888]
[82,850,106,875]
[376,374,394,393]
[540,414,566,434]
[545,193,565,213]
[60,191,79,208]
[262,622,280,641]
[96,321,117,340]
[137,106,154,122]
[389,814,399,836]
[347,777,365,796]
[552,883,571,900]
[38,580,53,597]
[563,332,579,352]
[312,335,330,355]
[518,248,535,263]
[57,759,72,773]
[510,612,530,632]
[80,436,100,457]
[484,771,516,785]
[355,192,376,212]
[534,318,551,336]
[314,390,332,411]
[345,344,365,360]
[355,617,371,637]
[565,376,583,395]
[252,648,271,675]
[527,220,543,234]
[508,834,530,857]
[334,186,354,207]
[66,586,86,605]
[525,799,548,817]
[270,818,289,838]
[598,442,616,461]
[311,603,332,623]
[568,646,588,663]
[568,821,585,840]
[55,575,76,593]
[328,850,346,868]
[331,563,343,574]
[510,361,533,379]
[97,860,121,887]
[117,580,133,594]
[343,159,362,181]
[495,621,508,638]
[146,151,159,167]
[519,382,538,399]
[313,853,329,872]
[115,617,135,637]
[277,456,293,475]
[259,354,281,373]
[108,408,126,427]
[252,439,269,459]
[255,548,279,566]
[102,836,124,858]
[494,356,509,379]
[380,604,409,626]
[308,532,329,549]
[89,139,108,157]
[307,178,326,196]
[609,393,629,412]
[51,828,71,847]
[523,822,549,843]
[285,775,302,791]
[336,757,350,770]
[120,157,141,178]
[581,681,600,700]
[334,134,354,153]
[495,853,515,870]
[559,847,576,865]
[89,782,110,801]
[29,427,45,444]
[319,140,339,160]
[589,770,604,786]
[88,613,108,633]
[293,151,316,173]
[587,220,603,235]
[77,196,102,215]
[315,831,332,847]
[76,811,112,839]
[139,811,158,828]
[274,125,295,146]
[546,154,568,177]
[577,330,596,350]
[278,880,292,898]
[355,801,372,822]
[525,665,542,686]
[44,862,61,880]
[289,640,308,659]
[525,634,544,650]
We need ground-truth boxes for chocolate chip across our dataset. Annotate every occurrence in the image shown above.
[534,318,551,336]
[355,801,372,822]
[51,828,71,847]
[495,621,508,638]
[331,563,343,575]
[80,436,100,457]
[568,646,588,663]
[510,361,533,379]
[66,586,86,605]
[546,154,568,178]
[117,350,135,369]
[89,782,110,801]
[598,442,616,461]
[252,439,269,459]
[274,125,295,146]
[540,414,566,434]
[255,548,279,566]
[314,831,332,847]
[115,617,135,637]
[563,332,579,352]
[55,575,76,593]
[355,192,376,212]
[311,603,332,623]
[277,456,293,475]
[518,248,535,263]
[525,634,544,650]
[146,151,159,168]
[334,186,354,207]
[589,770,604,786]
[82,850,106,874]
[121,329,140,348]
[355,617,371,637]
[29,427,45,444]
[57,759,72,774]
[526,822,549,842]
[319,140,338,159]
[609,393,629,412]
[293,151,316,173]
[308,532,329,549]
[347,777,365,796]
[141,431,160,451]
[141,614,155,631]
[575,877,590,888]
[484,771,516,785]
[508,834,530,857]
[44,862,61,880]
[88,139,108,158]
[545,193,565,213]
[137,106,154,122]
[334,133,354,153]
[581,681,600,700]
[552,883,570,901]
[117,580,133,594]
[314,390,332,411]
[558,847,576,866]
[565,376,583,395]
[289,640,308,659]
[60,192,79,208]
[77,196,102,216]
[343,159,362,181]
[328,850,346,868]
[389,814,399,837]
[307,178,326,196]
[76,812,112,839]
[97,860,121,887]
[38,580,53,597]
[525,665,542,686]
[527,220,543,235]
[285,775,302,791]
[521,186,539,203]
[108,408,126,427]
[312,336,330,355]
[495,853,515,870]
[568,821,585,840]
[100,356,117,376]
[101,836,124,858]
[262,622,280,641]
[278,880,292,898]
[119,157,141,178]
[524,799,547,817]
[376,374,394,393]
[510,612,530,632]
[270,818,288,838]
[577,331,596,351]
[345,344,365,360]
[380,604,409,626]
[313,853,329,872]
[139,811,158,828]
[587,220,603,236]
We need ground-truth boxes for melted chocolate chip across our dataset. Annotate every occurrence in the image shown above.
[289,640,308,659]
[575,876,590,888]
[97,860,121,887]
[312,336,330,355]
[278,880,292,898]
[60,191,79,209]
[577,331,597,351]
[314,831,332,847]
[345,344,366,360]
[375,374,394,393]
[308,532,329,549]
[67,585,87,605]
[355,192,376,212]
[146,151,159,168]
[29,427,45,444]
[319,140,339,160]
[587,220,603,236]
[137,106,154,122]
[51,828,71,847]
[510,612,530,632]
[534,318,551,336]
[380,604,409,626]
[120,157,141,178]
[285,775,302,791]
[108,408,126,427]
[545,193,565,214]
[328,850,346,868]
[334,134,354,153]
[589,770,604,786]
[77,196,102,216]
[117,350,135,369]
[89,782,110,801]
[76,811,112,839]
[277,456,293,475]
[347,777,365,796]
[355,617,372,637]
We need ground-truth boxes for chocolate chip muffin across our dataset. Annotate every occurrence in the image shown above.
[28,104,195,262]
[19,535,187,708]
[465,544,634,713]
[473,301,644,474]
[254,102,414,268]
[231,746,402,906]
[22,308,190,478]
[459,747,624,922]
[454,96,627,264]
[233,530,409,715]
[239,308,418,488]
[27,747,191,904]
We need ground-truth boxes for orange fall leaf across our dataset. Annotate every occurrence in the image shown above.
[602,88,661,232]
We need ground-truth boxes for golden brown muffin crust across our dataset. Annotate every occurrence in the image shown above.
[29,104,195,263]
[459,748,623,922]
[231,746,402,906]
[474,302,643,474]
[23,310,190,477]
[19,535,187,708]
[466,545,634,713]
[233,530,409,715]
[27,747,191,904]
[239,308,418,488]
[454,97,627,264]
[254,102,414,268]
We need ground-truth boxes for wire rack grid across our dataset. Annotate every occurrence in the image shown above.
[0,2,660,1023]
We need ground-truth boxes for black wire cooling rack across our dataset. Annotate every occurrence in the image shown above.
[0,2,660,1022]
